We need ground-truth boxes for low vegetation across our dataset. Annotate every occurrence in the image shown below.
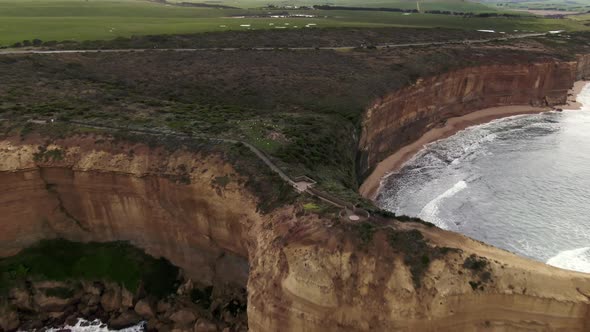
[0,239,179,298]
[0,0,588,47]
[387,229,458,288]
[463,254,493,291]
[33,146,64,162]
[354,222,377,246]
[2,29,589,210]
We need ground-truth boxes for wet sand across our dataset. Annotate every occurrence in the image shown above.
[359,81,588,200]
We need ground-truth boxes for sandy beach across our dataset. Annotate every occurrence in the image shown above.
[359,81,589,200]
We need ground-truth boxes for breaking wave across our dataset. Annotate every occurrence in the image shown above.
[43,319,145,332]
[546,247,590,273]
[378,83,590,274]
[418,180,467,229]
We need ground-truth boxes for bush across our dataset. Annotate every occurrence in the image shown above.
[387,229,458,288]
[0,239,180,298]
[463,254,488,271]
[45,287,75,299]
[355,222,376,246]
[33,147,64,162]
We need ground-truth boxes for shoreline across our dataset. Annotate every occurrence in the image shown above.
[359,81,588,200]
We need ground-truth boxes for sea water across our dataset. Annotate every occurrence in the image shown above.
[377,83,590,273]
[40,318,145,332]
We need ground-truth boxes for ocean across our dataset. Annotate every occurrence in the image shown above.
[377,83,590,273]
[40,318,145,331]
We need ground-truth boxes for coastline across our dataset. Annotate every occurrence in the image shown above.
[359,81,589,200]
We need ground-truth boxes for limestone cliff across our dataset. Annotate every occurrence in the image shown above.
[576,54,590,81]
[248,215,590,331]
[0,135,254,288]
[0,134,589,331]
[357,60,580,180]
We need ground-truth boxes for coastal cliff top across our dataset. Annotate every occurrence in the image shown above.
[2,29,590,207]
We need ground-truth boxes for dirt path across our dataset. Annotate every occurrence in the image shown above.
[0,33,547,56]
[52,120,357,213]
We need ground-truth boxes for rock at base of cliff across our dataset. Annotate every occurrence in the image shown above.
[109,310,142,330]
[170,309,197,328]
[194,318,217,332]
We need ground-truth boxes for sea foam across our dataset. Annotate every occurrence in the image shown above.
[418,180,467,229]
[42,318,145,332]
[546,247,590,273]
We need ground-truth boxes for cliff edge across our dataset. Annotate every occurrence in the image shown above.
[0,132,588,331]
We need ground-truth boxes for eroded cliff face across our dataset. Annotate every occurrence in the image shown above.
[357,60,578,180]
[1,135,589,331]
[0,135,256,287]
[247,215,590,331]
[576,54,590,80]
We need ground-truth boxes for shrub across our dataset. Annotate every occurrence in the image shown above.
[463,254,488,271]
[355,222,376,246]
[387,229,458,288]
[33,147,64,162]
[45,287,75,299]
[0,239,179,298]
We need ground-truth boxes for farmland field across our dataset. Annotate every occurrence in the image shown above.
[0,0,588,47]
[478,0,590,13]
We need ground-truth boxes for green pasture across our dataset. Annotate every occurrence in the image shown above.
[0,0,587,47]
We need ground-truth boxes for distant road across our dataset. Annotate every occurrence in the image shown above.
[0,33,548,55]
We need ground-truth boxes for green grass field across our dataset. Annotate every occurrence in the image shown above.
[180,0,499,12]
[0,0,588,47]
[480,0,590,13]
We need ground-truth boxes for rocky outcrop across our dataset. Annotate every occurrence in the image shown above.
[576,54,590,80]
[0,134,589,331]
[1,278,243,331]
[357,60,580,181]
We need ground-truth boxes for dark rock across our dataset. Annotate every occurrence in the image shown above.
[170,309,197,328]
[0,308,20,331]
[100,284,122,312]
[135,299,155,319]
[87,294,101,307]
[19,318,43,330]
[177,279,194,296]
[65,314,79,326]
[82,281,104,296]
[147,317,160,331]
[33,292,74,312]
[80,304,98,317]
[157,299,172,313]
[9,287,33,311]
[109,310,142,330]
[121,288,134,309]
[154,321,173,332]
[194,318,217,332]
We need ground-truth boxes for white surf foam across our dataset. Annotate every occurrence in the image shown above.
[546,247,590,273]
[42,318,145,332]
[577,84,590,111]
[418,180,467,229]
